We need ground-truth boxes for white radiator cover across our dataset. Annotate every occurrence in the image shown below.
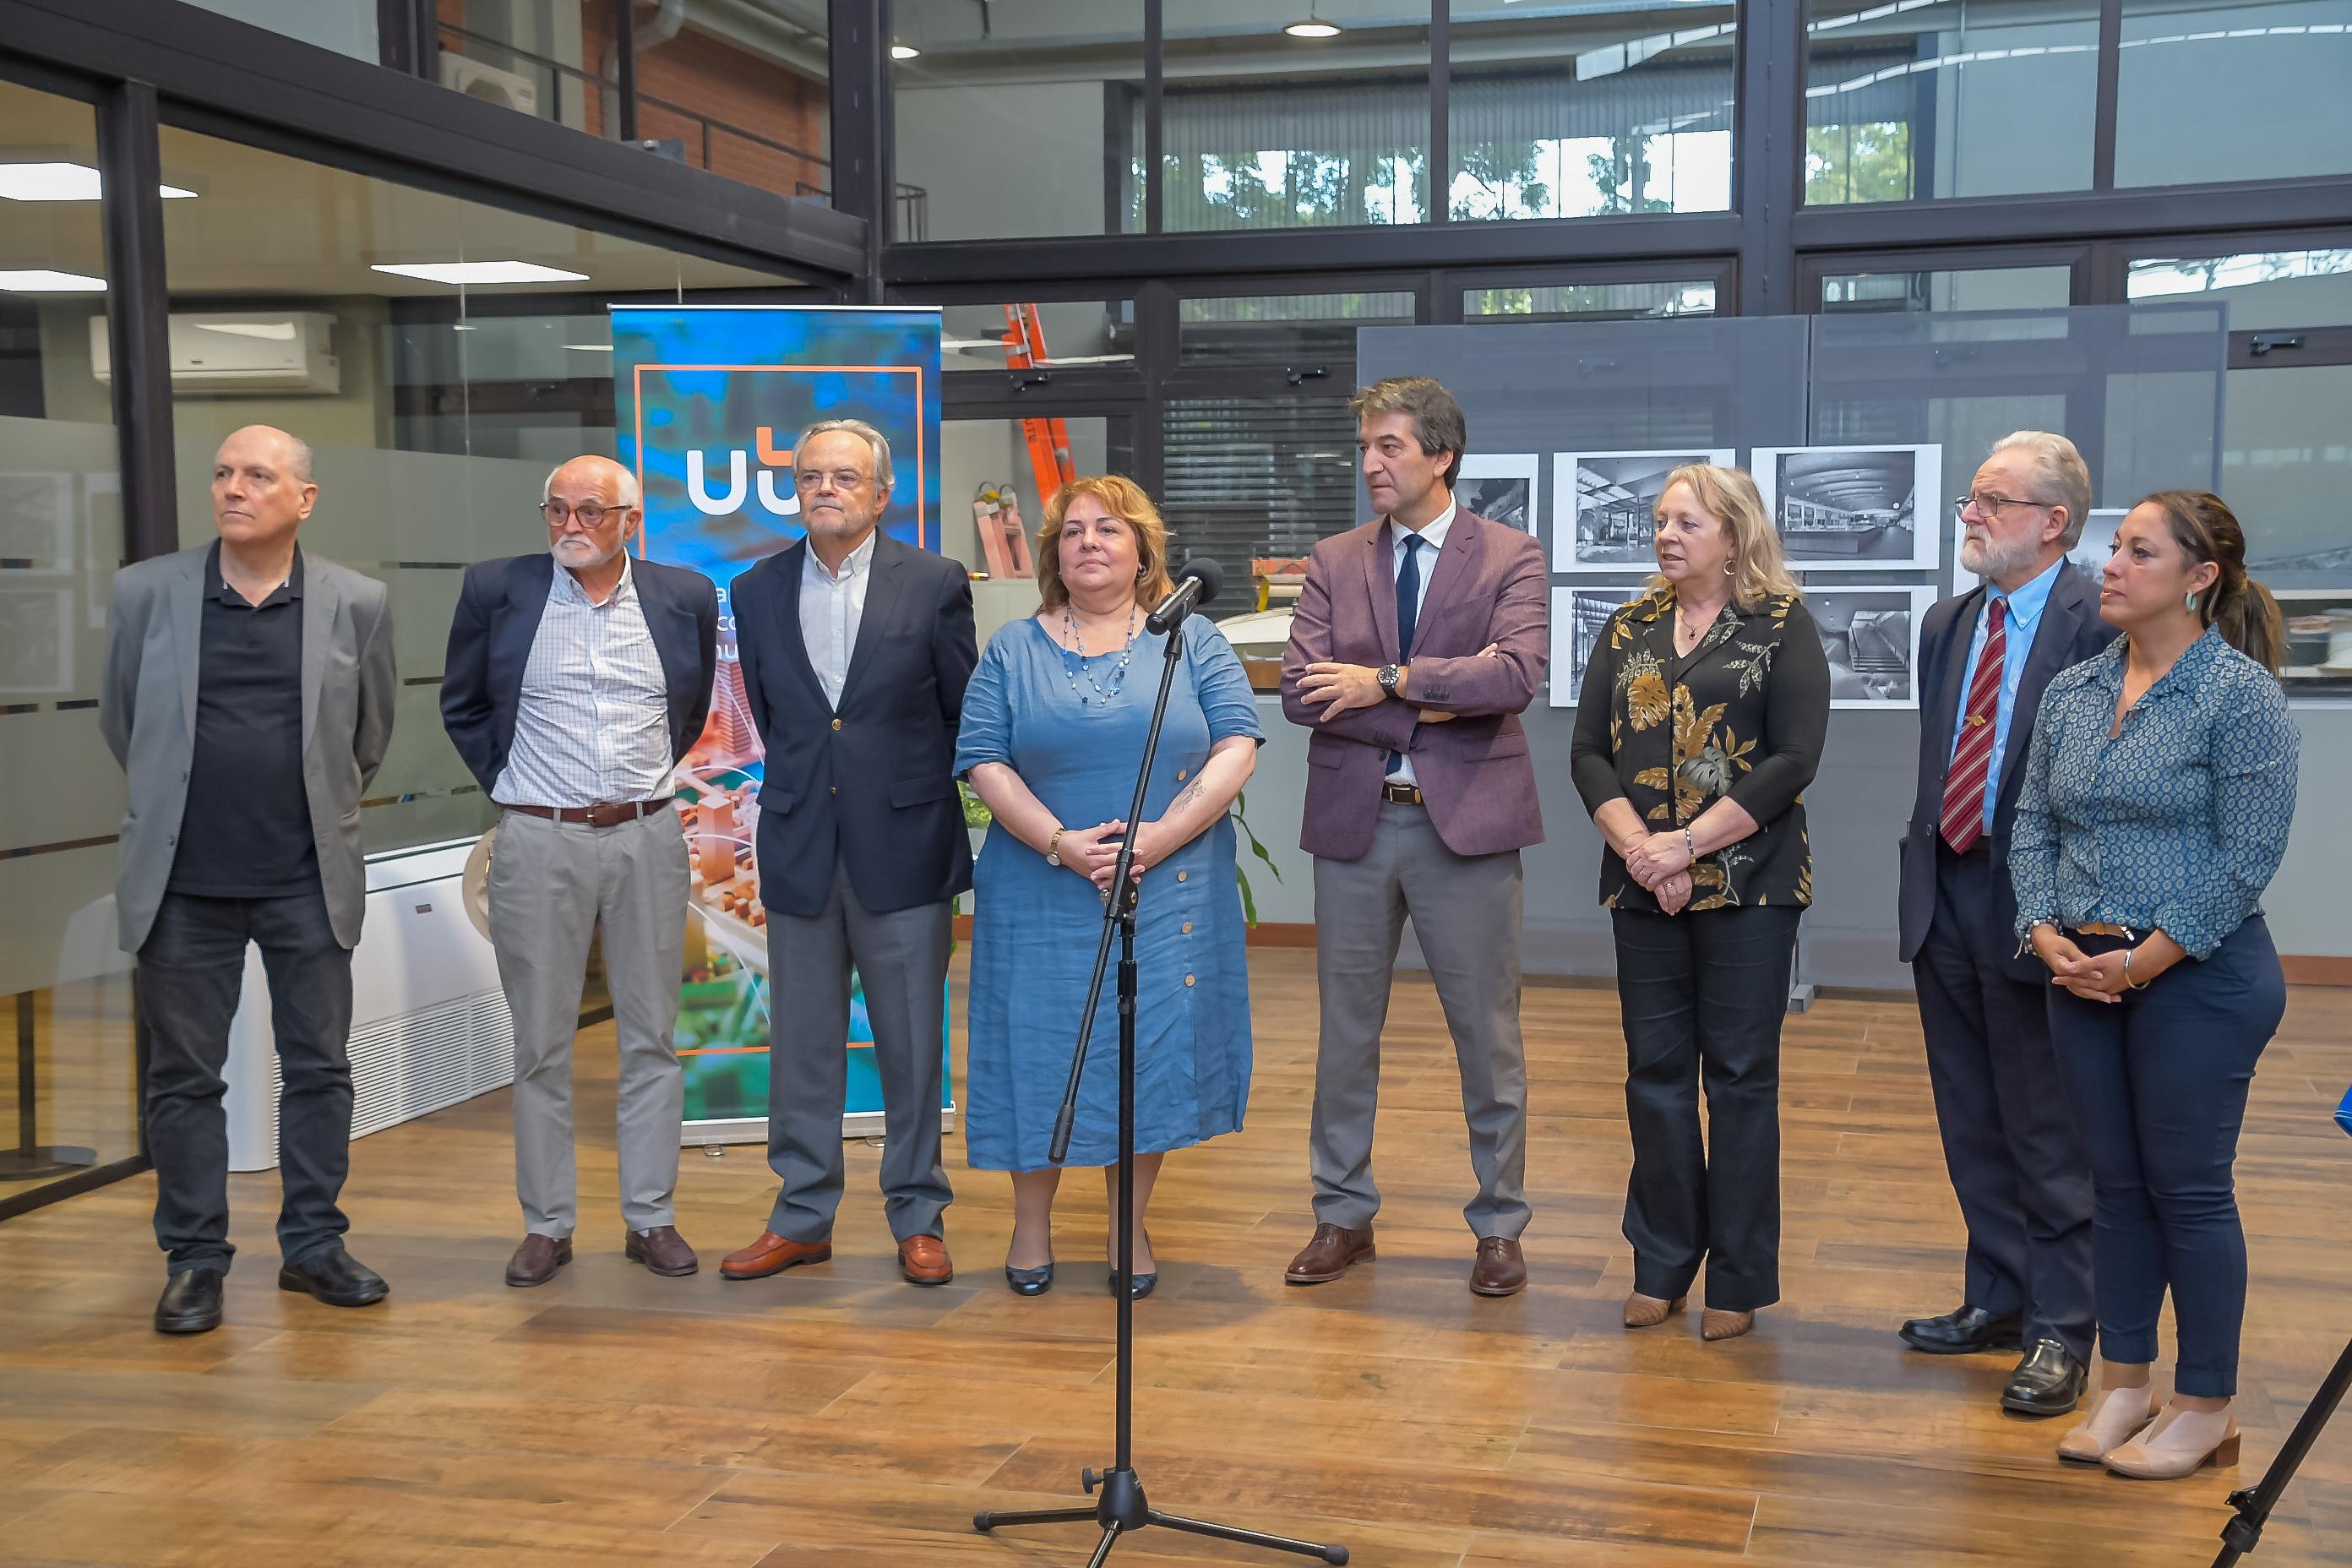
[222,839,512,1172]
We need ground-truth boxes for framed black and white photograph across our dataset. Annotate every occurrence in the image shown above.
[1549,585,1643,709]
[1952,507,2125,596]
[1755,444,1941,572]
[1808,586,1933,709]
[0,473,74,575]
[0,586,73,696]
[1554,448,1736,573]
[1455,453,1537,535]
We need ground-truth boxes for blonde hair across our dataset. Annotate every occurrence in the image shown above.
[1036,475,1177,612]
[1646,464,1804,606]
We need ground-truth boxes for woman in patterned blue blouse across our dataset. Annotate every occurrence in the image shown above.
[2010,490,2296,1481]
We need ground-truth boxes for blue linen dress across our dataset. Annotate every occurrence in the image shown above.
[955,616,1264,1171]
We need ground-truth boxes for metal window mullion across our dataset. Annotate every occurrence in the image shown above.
[1145,0,1163,235]
[1429,1,1448,227]
[96,78,177,564]
[2093,0,2122,191]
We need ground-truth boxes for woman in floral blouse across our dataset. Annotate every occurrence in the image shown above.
[1570,463,1830,1342]
[2012,491,2296,1480]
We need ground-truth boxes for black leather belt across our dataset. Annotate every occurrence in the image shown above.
[505,800,667,829]
[1380,781,1424,806]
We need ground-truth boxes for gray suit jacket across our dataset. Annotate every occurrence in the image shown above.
[100,545,396,954]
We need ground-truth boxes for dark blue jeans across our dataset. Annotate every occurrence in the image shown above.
[139,887,356,1275]
[2048,917,2285,1398]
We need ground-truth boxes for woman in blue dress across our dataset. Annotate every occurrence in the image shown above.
[956,475,1263,1298]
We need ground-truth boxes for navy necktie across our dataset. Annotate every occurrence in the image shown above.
[1387,534,1424,776]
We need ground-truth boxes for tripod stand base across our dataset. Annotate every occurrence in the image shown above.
[975,1466,1348,1565]
[0,1145,96,1181]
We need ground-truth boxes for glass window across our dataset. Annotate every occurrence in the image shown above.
[892,0,1145,240]
[1162,394,1363,565]
[181,0,378,61]
[1464,280,1718,322]
[937,299,1137,371]
[0,79,137,1206]
[2115,0,2352,188]
[435,1,603,138]
[1804,0,2099,204]
[1178,290,1417,367]
[1447,1,1735,221]
[636,2,830,197]
[2126,248,2352,330]
[1821,266,2072,313]
[1162,4,1432,231]
[155,122,797,856]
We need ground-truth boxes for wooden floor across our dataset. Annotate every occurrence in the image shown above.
[4,951,2351,1567]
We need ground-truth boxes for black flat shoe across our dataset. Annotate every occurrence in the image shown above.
[1004,1263,1054,1296]
[1900,1304,2023,1355]
[2001,1338,2088,1417]
[277,1246,389,1309]
[155,1267,225,1335]
[1107,1269,1157,1299]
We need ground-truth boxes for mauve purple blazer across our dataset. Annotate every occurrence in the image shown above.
[1278,508,1549,862]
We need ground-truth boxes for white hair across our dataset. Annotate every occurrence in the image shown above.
[283,434,315,486]
[1988,430,2092,548]
[795,418,894,493]
[543,457,641,509]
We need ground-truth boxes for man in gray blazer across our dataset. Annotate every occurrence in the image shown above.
[101,424,395,1336]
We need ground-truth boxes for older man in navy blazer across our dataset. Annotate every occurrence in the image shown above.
[717,419,977,1289]
[443,455,718,1288]
[1897,431,2117,1418]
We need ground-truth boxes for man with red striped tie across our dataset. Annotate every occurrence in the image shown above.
[1894,433,2119,1417]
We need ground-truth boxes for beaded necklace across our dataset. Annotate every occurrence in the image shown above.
[1060,604,1141,704]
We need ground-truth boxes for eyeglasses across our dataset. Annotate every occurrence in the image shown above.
[1953,492,2056,520]
[540,500,621,527]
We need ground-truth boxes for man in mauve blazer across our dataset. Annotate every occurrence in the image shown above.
[1279,375,1548,1299]
[716,419,977,1289]
[1896,432,2117,1419]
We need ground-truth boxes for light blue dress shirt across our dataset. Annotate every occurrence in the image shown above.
[1386,499,1454,787]
[1946,555,2065,835]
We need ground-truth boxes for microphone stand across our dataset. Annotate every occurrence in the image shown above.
[973,619,1348,1568]
[2210,1333,2352,1565]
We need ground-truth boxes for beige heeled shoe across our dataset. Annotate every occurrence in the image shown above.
[1624,1292,1686,1328]
[1701,1309,1756,1342]
[2056,1384,2156,1464]
[2101,1404,2240,1479]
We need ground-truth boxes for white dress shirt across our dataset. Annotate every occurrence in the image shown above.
[493,553,672,808]
[800,530,875,710]
[1386,499,1455,787]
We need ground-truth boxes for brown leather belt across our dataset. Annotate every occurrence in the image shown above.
[2069,922,2139,941]
[1380,781,1424,806]
[505,800,667,829]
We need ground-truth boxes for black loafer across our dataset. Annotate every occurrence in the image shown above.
[1900,1304,2023,1355]
[278,1245,389,1309]
[2001,1338,2088,1416]
[1004,1263,1054,1296]
[155,1267,225,1335]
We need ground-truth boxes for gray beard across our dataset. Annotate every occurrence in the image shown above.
[1962,531,2045,584]
[552,538,618,570]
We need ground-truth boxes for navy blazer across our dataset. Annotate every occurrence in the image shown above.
[440,551,719,799]
[1897,564,2116,981]
[733,533,977,918]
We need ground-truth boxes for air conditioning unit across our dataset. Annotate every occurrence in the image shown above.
[222,839,514,1172]
[440,52,541,118]
[89,312,341,396]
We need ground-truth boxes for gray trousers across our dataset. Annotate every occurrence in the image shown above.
[487,808,689,1237]
[765,858,953,1244]
[1310,801,1531,1239]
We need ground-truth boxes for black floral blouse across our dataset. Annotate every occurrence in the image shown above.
[1569,587,1832,914]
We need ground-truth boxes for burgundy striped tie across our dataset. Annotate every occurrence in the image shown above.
[1940,599,2006,854]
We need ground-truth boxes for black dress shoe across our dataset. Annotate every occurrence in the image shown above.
[277,1246,389,1309]
[155,1268,225,1335]
[2001,1338,2088,1416]
[1004,1263,1054,1296]
[1900,1304,2023,1355]
[1107,1269,1157,1300]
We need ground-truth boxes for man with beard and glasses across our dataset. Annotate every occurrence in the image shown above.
[442,455,718,1288]
[1895,431,2116,1417]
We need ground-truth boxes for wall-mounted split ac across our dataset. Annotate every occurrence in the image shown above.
[439,53,542,119]
[89,312,341,396]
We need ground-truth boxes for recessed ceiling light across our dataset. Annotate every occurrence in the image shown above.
[1285,11,1342,37]
[0,269,106,292]
[890,41,920,59]
[0,161,196,202]
[371,261,591,286]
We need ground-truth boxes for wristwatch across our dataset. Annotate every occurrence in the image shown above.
[1047,826,1066,866]
[1376,663,1401,694]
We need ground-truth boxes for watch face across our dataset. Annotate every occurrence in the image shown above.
[1378,664,1398,690]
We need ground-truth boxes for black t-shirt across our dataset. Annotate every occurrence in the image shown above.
[168,542,320,900]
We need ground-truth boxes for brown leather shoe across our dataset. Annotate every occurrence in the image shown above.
[899,1234,954,1287]
[719,1230,833,1281]
[505,1233,572,1288]
[1285,1222,1375,1285]
[1469,1236,1527,1298]
[625,1225,699,1277]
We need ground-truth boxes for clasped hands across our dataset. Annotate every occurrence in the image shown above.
[2029,926,2174,1004]
[1621,830,1696,916]
[1296,644,1501,725]
[1051,818,1170,890]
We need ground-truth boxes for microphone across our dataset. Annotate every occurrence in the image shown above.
[1147,557,1224,634]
